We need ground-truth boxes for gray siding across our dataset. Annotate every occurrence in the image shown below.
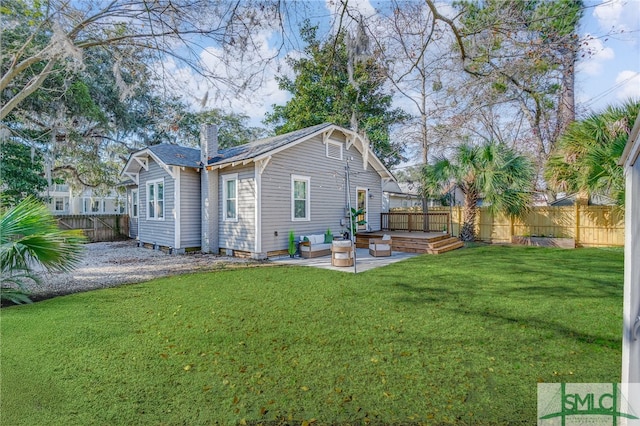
[178,168,201,248]
[219,166,256,252]
[260,132,384,254]
[138,159,176,247]
[126,187,139,239]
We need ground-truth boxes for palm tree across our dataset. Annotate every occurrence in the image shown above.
[1,197,86,304]
[545,99,640,206]
[423,141,534,241]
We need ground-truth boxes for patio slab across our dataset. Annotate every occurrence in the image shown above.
[270,248,419,273]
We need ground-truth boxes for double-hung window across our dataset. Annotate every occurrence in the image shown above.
[54,197,65,212]
[131,190,138,218]
[291,175,310,221]
[222,174,238,221]
[147,179,164,220]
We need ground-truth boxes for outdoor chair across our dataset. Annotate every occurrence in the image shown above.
[368,235,392,257]
[331,240,354,267]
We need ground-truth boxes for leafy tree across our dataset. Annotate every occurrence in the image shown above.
[174,109,271,149]
[0,139,48,205]
[424,142,534,241]
[423,0,583,193]
[545,99,640,206]
[0,197,86,304]
[265,23,409,168]
[1,0,282,120]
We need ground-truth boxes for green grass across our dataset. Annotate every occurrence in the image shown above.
[0,246,623,425]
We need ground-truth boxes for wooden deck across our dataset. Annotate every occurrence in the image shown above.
[355,231,464,255]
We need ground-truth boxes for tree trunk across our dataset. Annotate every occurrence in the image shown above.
[557,39,578,144]
[460,189,478,242]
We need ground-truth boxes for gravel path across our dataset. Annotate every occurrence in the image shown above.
[27,240,260,299]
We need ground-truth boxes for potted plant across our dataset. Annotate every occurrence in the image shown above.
[324,227,333,243]
[347,207,366,239]
[288,230,297,257]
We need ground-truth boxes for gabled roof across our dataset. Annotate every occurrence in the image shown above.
[209,123,332,167]
[121,123,395,182]
[147,144,201,168]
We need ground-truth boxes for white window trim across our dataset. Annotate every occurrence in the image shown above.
[146,178,165,220]
[53,197,65,212]
[326,140,343,160]
[222,173,239,222]
[131,189,139,218]
[291,174,311,222]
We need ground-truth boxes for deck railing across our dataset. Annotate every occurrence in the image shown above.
[381,212,450,232]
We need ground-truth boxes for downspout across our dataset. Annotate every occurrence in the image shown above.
[254,162,263,259]
[174,167,181,251]
[346,162,357,273]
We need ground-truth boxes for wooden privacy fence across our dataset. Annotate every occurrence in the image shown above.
[386,206,625,247]
[56,215,130,242]
[381,212,450,233]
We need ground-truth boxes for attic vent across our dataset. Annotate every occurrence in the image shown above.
[326,140,343,160]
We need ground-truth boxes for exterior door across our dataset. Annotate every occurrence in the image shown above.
[356,188,368,231]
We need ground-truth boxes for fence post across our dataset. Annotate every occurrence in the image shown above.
[509,215,514,241]
[574,203,580,246]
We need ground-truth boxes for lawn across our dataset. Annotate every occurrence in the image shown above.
[0,245,623,425]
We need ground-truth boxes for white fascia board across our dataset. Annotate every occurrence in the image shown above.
[620,112,640,167]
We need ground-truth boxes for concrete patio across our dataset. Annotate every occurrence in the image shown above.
[270,248,419,273]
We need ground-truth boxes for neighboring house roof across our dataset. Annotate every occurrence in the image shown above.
[384,181,421,198]
[550,192,616,206]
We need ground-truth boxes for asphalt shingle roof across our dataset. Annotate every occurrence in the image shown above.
[208,122,332,166]
[147,144,201,168]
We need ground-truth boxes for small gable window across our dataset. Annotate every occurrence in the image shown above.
[291,175,310,221]
[147,179,164,220]
[326,140,343,160]
[222,174,238,221]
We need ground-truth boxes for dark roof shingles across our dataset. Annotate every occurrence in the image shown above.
[207,123,332,166]
[147,144,201,167]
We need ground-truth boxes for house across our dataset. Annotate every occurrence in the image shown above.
[44,184,125,215]
[619,112,640,392]
[121,123,397,258]
[384,182,422,210]
[549,192,616,206]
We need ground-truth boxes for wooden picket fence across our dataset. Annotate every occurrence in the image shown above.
[387,206,625,247]
[56,215,130,242]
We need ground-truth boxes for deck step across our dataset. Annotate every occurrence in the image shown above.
[428,240,464,254]
[355,232,463,255]
[429,236,461,249]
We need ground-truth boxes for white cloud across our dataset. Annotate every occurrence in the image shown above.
[593,0,640,40]
[325,0,375,18]
[615,70,640,100]
[593,0,624,29]
[576,35,615,76]
[154,30,291,126]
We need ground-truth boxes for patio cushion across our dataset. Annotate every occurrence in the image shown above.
[370,243,391,251]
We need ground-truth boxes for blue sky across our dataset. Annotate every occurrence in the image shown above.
[576,0,640,114]
[171,0,639,124]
